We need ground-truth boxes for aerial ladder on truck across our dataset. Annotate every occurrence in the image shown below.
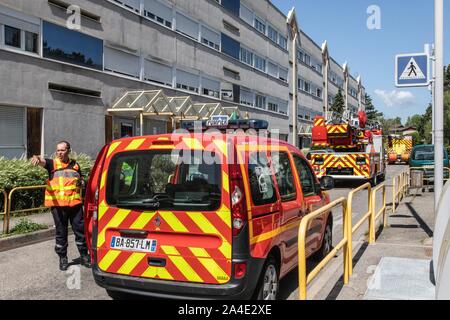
[308,94,385,186]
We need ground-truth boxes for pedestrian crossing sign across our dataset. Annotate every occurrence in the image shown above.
[396,53,429,87]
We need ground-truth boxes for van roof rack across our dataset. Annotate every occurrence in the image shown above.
[180,119,269,132]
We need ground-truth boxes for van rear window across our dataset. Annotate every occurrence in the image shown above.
[106,150,222,211]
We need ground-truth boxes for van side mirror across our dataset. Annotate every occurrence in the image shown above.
[320,176,334,191]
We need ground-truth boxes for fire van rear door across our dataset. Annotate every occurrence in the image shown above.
[95,143,232,285]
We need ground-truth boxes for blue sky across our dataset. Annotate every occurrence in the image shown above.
[272,0,450,123]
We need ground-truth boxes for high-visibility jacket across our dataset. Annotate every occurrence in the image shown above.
[44,159,82,207]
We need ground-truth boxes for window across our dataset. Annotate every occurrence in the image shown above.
[254,54,265,72]
[268,99,278,113]
[240,4,253,26]
[254,17,265,34]
[317,88,323,98]
[248,152,277,206]
[4,25,20,48]
[221,33,240,60]
[201,25,220,50]
[202,77,220,98]
[268,61,278,78]
[144,59,173,86]
[297,50,304,62]
[0,106,26,159]
[298,78,304,91]
[106,150,222,211]
[176,13,199,40]
[221,0,240,16]
[304,81,310,93]
[255,95,266,109]
[43,21,103,70]
[267,25,278,43]
[25,31,38,53]
[240,89,254,106]
[279,67,288,82]
[176,69,199,93]
[271,152,296,201]
[279,101,288,115]
[143,0,173,28]
[240,47,253,65]
[104,47,140,78]
[293,155,317,196]
[279,36,287,50]
[113,0,140,13]
[304,54,311,66]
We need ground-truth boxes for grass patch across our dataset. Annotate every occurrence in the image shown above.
[2,218,49,237]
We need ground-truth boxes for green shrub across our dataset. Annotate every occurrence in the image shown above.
[6,218,48,236]
[0,154,93,212]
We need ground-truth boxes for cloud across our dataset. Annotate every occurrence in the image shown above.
[374,89,415,107]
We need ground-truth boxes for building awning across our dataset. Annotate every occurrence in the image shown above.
[107,90,244,121]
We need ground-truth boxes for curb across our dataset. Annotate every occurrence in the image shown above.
[0,228,57,252]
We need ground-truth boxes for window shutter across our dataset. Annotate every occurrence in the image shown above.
[144,60,172,85]
[144,0,172,22]
[202,77,220,92]
[0,12,39,33]
[0,106,25,158]
[268,62,278,77]
[120,0,141,12]
[240,90,254,106]
[240,5,253,25]
[176,13,199,40]
[201,26,220,46]
[176,69,199,88]
[279,67,288,81]
[104,47,140,77]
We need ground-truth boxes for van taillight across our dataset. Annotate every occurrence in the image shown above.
[234,262,247,279]
[230,160,248,237]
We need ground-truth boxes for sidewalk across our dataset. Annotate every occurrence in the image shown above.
[313,189,435,300]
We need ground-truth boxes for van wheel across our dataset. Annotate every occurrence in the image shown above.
[312,220,333,261]
[255,256,279,300]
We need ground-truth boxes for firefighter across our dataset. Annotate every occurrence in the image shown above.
[31,141,91,271]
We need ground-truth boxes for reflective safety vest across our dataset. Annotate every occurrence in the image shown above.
[44,159,82,207]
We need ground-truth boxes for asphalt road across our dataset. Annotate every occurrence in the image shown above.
[0,165,408,300]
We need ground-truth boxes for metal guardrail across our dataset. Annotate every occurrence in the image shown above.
[4,185,46,234]
[1,189,7,234]
[392,170,409,213]
[347,182,372,276]
[371,184,387,239]
[298,197,349,300]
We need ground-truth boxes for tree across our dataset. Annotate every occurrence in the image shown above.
[331,89,345,116]
[365,93,383,122]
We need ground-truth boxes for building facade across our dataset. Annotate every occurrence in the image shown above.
[0,0,366,159]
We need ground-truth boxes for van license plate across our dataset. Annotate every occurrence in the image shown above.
[110,236,157,253]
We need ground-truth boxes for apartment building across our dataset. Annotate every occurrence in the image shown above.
[0,0,365,158]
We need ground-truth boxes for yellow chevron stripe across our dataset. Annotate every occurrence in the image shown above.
[189,247,211,258]
[186,212,231,258]
[98,201,108,220]
[161,245,180,256]
[222,172,229,194]
[161,212,189,233]
[129,212,156,229]
[216,205,231,228]
[213,140,228,157]
[117,252,146,274]
[182,138,204,150]
[98,250,121,271]
[98,209,131,247]
[141,266,174,280]
[168,255,203,282]
[198,257,230,284]
[107,142,121,158]
[125,138,145,151]
[100,171,107,190]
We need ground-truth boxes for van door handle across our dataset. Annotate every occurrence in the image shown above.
[148,258,166,267]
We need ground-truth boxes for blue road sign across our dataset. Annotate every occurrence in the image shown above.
[395,53,430,87]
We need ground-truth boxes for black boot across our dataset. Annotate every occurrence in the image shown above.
[59,256,69,271]
[80,254,91,268]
